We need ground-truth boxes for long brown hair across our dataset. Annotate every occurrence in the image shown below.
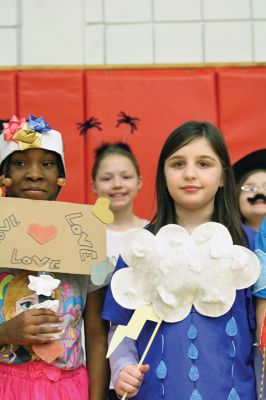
[150,121,245,245]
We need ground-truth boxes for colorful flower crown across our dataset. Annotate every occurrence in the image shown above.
[3,115,51,150]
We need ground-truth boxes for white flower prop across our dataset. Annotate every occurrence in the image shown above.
[111,222,260,322]
[29,299,59,313]
[29,300,62,339]
[28,274,61,296]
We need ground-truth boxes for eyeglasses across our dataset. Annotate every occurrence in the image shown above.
[241,184,266,193]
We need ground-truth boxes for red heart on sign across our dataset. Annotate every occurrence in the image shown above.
[27,224,57,244]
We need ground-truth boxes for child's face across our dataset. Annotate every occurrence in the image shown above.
[164,137,223,215]
[6,148,59,200]
[239,170,266,226]
[92,154,142,212]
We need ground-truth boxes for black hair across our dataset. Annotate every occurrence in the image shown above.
[92,141,140,180]
[0,119,9,133]
[150,121,245,246]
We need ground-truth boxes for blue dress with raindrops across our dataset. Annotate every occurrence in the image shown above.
[103,229,256,400]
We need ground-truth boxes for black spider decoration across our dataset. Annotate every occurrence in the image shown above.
[116,112,140,134]
[77,117,102,136]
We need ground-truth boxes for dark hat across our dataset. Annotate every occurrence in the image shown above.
[233,149,266,183]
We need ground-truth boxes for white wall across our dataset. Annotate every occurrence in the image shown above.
[1,0,266,67]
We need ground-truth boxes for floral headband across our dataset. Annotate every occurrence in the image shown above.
[2,115,51,150]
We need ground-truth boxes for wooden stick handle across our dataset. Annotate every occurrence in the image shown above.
[121,319,162,400]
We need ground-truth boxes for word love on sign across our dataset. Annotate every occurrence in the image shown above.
[0,197,110,275]
[0,214,20,241]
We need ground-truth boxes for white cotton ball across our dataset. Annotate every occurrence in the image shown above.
[231,251,248,271]
[132,244,151,258]
[157,260,176,276]
[209,240,233,259]
[194,227,212,243]
[169,238,184,247]
[188,260,202,273]
[157,286,177,307]
[201,288,226,304]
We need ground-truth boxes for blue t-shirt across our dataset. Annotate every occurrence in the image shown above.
[253,217,266,299]
[243,224,257,250]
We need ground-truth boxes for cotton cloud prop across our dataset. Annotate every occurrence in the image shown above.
[111,222,260,322]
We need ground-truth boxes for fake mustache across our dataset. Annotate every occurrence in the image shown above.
[247,193,266,204]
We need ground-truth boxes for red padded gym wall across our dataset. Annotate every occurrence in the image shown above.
[17,70,85,203]
[217,67,266,164]
[2,66,264,212]
[0,71,17,117]
[84,69,217,219]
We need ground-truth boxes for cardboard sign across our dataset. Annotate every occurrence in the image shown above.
[0,197,108,275]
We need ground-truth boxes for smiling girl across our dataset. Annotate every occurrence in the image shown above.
[92,142,149,399]
[92,142,149,268]
[0,115,109,400]
[103,121,258,400]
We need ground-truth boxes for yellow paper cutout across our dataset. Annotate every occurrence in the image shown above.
[91,197,114,225]
[107,305,159,358]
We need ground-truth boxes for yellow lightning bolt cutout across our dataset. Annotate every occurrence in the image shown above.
[107,304,160,358]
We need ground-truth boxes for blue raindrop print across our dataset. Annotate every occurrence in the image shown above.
[188,343,199,360]
[229,340,236,358]
[188,323,198,340]
[189,365,199,382]
[161,334,164,354]
[226,317,238,337]
[227,388,240,400]
[156,360,167,379]
[161,382,165,396]
[190,388,203,400]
